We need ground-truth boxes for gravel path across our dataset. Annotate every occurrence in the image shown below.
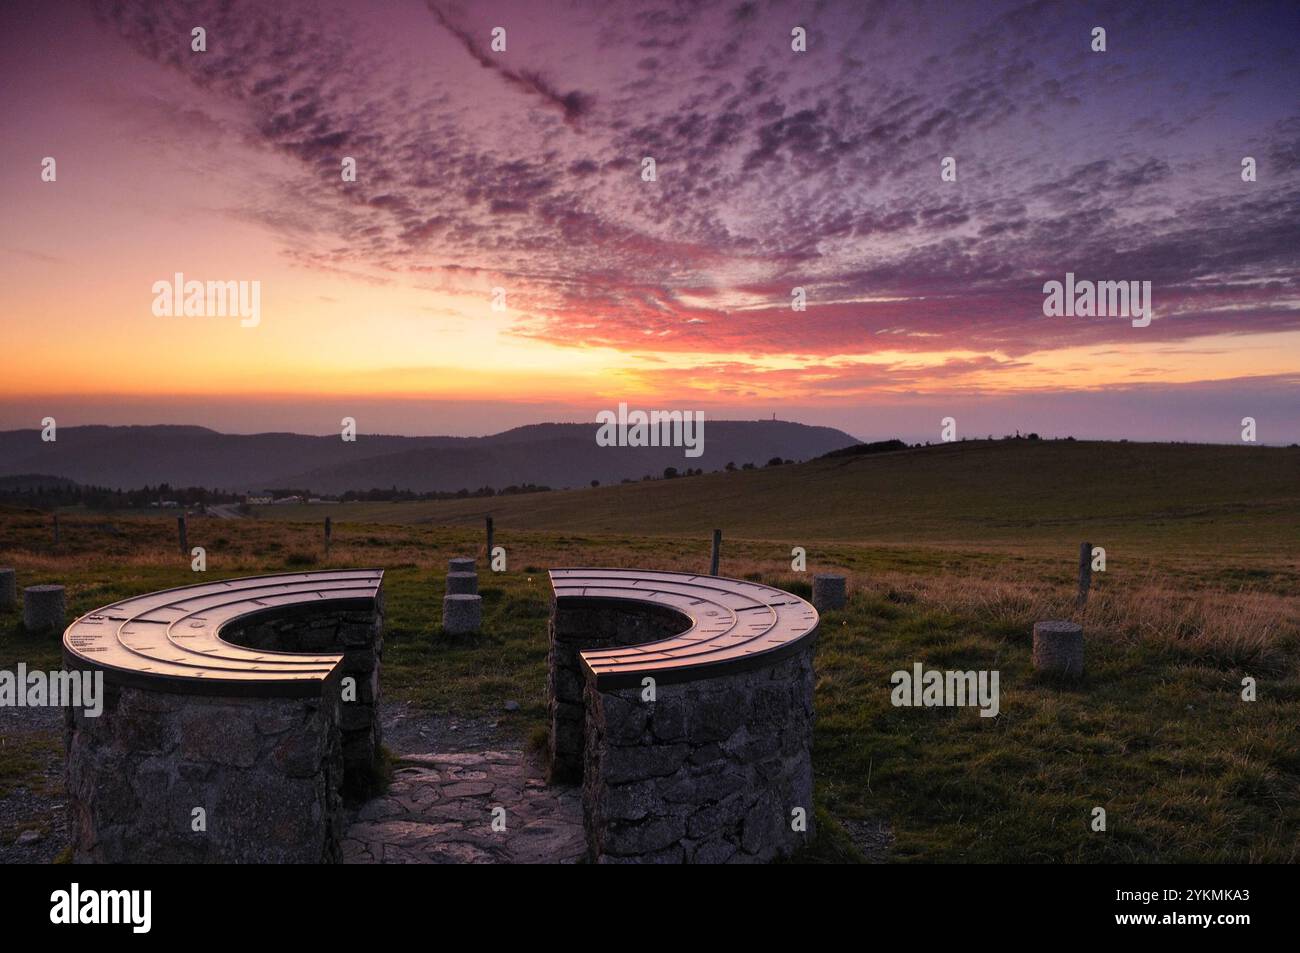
[0,704,68,864]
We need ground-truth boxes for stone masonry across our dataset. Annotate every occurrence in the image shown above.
[221,597,385,781]
[64,593,384,863]
[581,647,815,863]
[548,594,817,862]
[547,600,685,784]
[65,680,344,863]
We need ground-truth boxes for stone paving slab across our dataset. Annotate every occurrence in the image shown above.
[342,750,585,864]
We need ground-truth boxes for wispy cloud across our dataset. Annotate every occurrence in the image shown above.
[10,0,1299,406]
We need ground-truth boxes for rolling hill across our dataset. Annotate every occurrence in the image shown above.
[0,421,857,493]
[257,439,1300,555]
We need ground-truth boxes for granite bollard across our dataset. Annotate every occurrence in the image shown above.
[449,556,476,574]
[23,584,66,633]
[446,571,478,595]
[812,574,847,612]
[443,593,482,634]
[1032,620,1084,677]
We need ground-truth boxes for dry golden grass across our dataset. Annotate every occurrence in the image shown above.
[5,510,1293,665]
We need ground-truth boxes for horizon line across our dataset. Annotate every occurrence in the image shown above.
[1,419,1295,449]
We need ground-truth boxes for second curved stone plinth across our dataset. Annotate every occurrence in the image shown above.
[548,569,819,863]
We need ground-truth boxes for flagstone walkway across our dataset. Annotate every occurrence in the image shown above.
[342,749,586,864]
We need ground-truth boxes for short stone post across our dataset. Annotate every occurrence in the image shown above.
[177,514,188,555]
[442,593,482,634]
[444,553,480,631]
[446,572,478,595]
[1032,620,1084,677]
[709,528,722,575]
[812,574,847,612]
[1077,541,1091,607]
[24,584,66,634]
[0,568,16,610]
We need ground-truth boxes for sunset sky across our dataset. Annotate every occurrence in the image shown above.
[1,0,1297,441]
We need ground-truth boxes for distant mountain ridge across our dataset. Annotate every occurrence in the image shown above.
[0,421,859,494]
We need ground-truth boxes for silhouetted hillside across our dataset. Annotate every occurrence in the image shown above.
[0,421,858,493]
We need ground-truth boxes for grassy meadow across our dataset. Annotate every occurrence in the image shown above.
[1,439,1297,861]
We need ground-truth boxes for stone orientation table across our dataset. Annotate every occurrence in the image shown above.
[547,568,819,863]
[61,569,385,863]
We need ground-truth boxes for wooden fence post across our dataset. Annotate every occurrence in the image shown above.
[709,528,722,576]
[1077,541,1092,607]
